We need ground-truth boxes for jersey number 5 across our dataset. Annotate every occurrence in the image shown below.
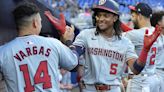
[19,60,52,92]
[110,63,118,74]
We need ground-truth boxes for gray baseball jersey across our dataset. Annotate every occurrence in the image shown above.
[0,35,78,92]
[124,27,157,74]
[156,35,164,68]
[73,28,138,85]
[124,27,161,92]
[155,35,164,92]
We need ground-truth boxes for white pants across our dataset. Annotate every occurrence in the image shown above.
[126,74,160,92]
[156,69,164,92]
[82,84,121,92]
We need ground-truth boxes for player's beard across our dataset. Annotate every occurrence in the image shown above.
[133,20,139,29]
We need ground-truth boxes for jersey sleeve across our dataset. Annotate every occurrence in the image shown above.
[125,39,138,62]
[73,30,87,49]
[123,30,140,45]
[78,55,85,65]
[51,39,78,71]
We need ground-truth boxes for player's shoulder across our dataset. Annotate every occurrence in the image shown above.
[120,35,132,42]
[78,28,96,36]
[123,26,155,37]
[0,38,17,52]
[33,35,61,43]
[126,29,141,34]
[132,27,154,33]
[118,36,134,47]
[36,36,63,47]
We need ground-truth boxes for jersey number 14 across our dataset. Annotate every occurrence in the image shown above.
[19,60,52,92]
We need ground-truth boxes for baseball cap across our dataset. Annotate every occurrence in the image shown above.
[129,3,152,17]
[92,0,119,15]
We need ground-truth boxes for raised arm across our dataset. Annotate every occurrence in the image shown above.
[45,11,85,57]
[127,25,161,74]
[44,11,66,35]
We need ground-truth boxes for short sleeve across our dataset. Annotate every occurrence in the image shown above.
[52,39,78,71]
[123,30,140,45]
[73,30,87,48]
[125,39,138,62]
[78,55,85,65]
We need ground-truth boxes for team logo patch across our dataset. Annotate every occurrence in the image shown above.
[99,0,106,5]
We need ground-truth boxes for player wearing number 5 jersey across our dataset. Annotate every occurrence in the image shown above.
[0,2,78,92]
[45,0,161,92]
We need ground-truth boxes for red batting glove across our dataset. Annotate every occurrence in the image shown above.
[120,22,133,32]
[143,25,161,51]
[44,11,66,34]
[139,25,161,62]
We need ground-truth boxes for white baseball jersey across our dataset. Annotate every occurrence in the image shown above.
[156,35,164,68]
[73,28,138,85]
[124,27,157,74]
[155,35,164,92]
[0,35,78,92]
[124,27,161,92]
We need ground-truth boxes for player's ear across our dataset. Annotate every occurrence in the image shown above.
[138,14,143,20]
[113,15,118,22]
[33,18,37,28]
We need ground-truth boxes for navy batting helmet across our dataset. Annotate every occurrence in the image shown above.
[92,0,119,15]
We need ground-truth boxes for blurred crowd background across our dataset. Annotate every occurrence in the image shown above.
[42,0,164,30]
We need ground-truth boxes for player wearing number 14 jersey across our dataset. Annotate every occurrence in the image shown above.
[0,2,78,92]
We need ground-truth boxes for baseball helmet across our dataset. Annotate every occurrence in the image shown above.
[92,0,119,15]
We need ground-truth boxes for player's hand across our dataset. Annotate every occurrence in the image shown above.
[61,25,75,43]
[44,11,66,34]
[65,84,73,90]
[143,25,161,51]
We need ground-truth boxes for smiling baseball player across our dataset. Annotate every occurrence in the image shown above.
[45,0,161,92]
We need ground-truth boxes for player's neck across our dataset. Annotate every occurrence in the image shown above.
[18,28,36,37]
[100,28,114,38]
[139,20,151,28]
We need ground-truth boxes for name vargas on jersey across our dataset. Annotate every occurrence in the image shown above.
[13,46,51,61]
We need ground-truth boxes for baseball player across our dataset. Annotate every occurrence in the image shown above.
[0,2,78,92]
[45,0,161,92]
[150,10,164,92]
[123,3,160,92]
